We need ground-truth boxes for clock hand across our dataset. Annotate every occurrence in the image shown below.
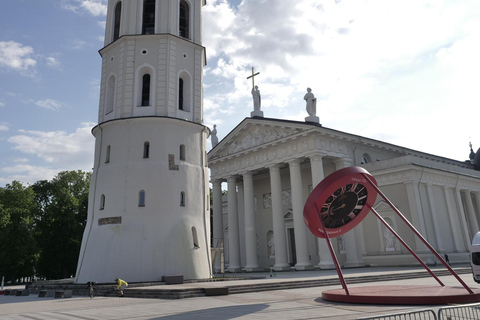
[333,204,346,212]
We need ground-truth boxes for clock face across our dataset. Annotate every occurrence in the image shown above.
[303,166,378,238]
[320,183,368,229]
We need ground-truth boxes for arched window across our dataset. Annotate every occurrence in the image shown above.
[192,226,199,248]
[105,75,115,114]
[105,145,111,163]
[139,190,146,207]
[142,0,155,34]
[179,0,189,39]
[178,78,184,110]
[100,194,106,210]
[180,191,186,206]
[143,141,150,158]
[141,74,151,106]
[113,1,122,41]
[180,144,186,161]
[178,72,191,111]
[361,153,372,164]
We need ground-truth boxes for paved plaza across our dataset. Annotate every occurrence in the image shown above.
[1,267,478,319]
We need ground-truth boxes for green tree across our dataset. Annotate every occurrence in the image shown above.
[0,181,38,284]
[33,170,91,279]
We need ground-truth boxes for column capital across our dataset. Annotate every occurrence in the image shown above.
[227,176,238,183]
[240,171,253,178]
[287,158,302,166]
[308,153,325,162]
[267,163,283,170]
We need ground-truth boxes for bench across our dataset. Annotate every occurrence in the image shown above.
[54,290,72,298]
[38,290,52,297]
[163,275,184,285]
[15,290,30,296]
[205,287,229,296]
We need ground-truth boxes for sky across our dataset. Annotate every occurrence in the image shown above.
[1,0,480,186]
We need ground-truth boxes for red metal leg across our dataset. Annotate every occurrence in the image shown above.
[315,203,349,295]
[362,173,474,294]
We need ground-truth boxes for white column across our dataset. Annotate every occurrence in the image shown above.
[456,188,473,249]
[444,186,464,251]
[464,190,478,237]
[227,176,241,272]
[236,181,245,267]
[269,164,290,270]
[404,181,429,252]
[309,154,334,269]
[212,180,224,272]
[289,159,313,270]
[242,172,261,271]
[426,183,444,251]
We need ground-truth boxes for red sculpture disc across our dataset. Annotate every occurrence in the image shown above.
[303,166,378,238]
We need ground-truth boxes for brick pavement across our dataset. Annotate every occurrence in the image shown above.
[0,268,477,320]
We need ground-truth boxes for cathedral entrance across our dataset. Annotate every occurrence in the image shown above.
[288,228,297,266]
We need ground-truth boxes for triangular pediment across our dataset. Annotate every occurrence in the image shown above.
[208,118,312,160]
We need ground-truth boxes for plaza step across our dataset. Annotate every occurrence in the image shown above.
[112,267,472,299]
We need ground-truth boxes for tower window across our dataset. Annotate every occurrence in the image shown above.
[179,0,189,39]
[178,78,184,110]
[142,74,151,106]
[143,141,150,158]
[192,226,199,249]
[100,194,105,210]
[180,191,186,206]
[105,75,115,114]
[142,0,155,34]
[180,144,186,161]
[105,145,111,163]
[178,73,191,112]
[139,190,146,207]
[113,1,122,41]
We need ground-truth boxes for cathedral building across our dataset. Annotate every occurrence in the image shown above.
[208,114,480,272]
[75,0,211,283]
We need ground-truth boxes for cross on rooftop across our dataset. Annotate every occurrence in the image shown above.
[247,67,260,89]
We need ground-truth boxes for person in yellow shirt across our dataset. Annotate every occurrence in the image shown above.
[115,278,128,297]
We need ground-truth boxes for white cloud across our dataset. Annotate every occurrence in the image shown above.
[33,99,64,111]
[0,165,61,186]
[202,0,480,160]
[0,41,37,74]
[7,122,95,169]
[61,0,107,16]
[45,56,61,68]
[0,102,5,107]
[68,39,89,50]
[0,125,9,132]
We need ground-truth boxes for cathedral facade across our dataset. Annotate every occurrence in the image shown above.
[208,117,480,272]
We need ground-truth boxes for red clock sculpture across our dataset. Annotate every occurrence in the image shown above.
[303,166,476,304]
[304,166,377,239]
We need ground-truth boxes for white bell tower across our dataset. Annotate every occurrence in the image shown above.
[75,0,211,283]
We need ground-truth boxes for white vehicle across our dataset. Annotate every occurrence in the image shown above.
[471,232,480,283]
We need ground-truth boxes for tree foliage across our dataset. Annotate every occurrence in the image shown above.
[0,181,38,283]
[33,170,91,279]
[0,170,91,282]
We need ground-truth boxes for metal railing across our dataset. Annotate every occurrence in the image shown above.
[438,302,480,319]
[356,309,437,320]
[356,303,480,320]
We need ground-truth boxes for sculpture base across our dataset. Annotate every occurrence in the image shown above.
[251,110,264,118]
[305,115,319,123]
[322,285,480,305]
